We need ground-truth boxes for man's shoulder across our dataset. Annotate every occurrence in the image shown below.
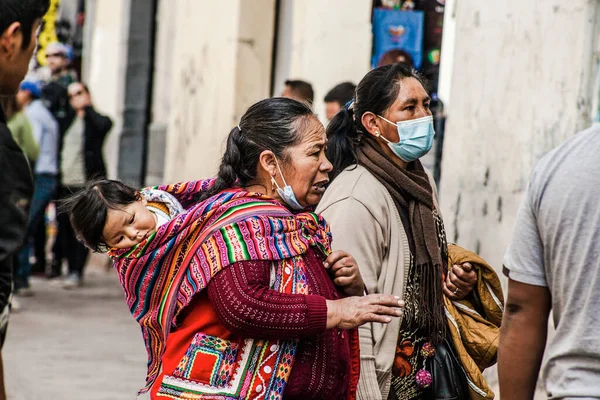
[529,125,600,193]
[0,123,33,192]
[34,101,58,123]
[537,125,599,168]
[0,122,21,151]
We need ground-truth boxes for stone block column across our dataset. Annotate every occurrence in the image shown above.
[164,0,276,182]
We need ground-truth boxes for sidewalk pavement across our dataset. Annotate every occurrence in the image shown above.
[4,261,150,400]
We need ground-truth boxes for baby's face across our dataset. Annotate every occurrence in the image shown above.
[103,199,158,249]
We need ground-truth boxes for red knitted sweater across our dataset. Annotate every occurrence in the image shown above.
[150,248,360,399]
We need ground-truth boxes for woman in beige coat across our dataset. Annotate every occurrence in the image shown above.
[317,63,477,400]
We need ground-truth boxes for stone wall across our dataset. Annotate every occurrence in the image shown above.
[439,0,600,280]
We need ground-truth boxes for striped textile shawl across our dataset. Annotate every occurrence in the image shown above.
[109,180,332,395]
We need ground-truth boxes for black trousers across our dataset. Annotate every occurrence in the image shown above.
[52,185,89,277]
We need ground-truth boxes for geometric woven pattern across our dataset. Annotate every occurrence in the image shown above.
[173,334,239,387]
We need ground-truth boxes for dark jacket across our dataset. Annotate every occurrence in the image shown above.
[63,106,113,181]
[42,80,75,136]
[82,106,112,179]
[0,106,33,312]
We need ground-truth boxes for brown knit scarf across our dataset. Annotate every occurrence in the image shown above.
[356,137,446,342]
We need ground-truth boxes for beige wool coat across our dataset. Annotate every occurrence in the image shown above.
[317,164,428,399]
[318,164,502,400]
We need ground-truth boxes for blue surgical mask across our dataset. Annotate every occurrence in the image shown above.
[376,115,435,162]
[272,159,304,211]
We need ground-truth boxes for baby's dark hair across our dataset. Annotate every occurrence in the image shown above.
[61,178,141,252]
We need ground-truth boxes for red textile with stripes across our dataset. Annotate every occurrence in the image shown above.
[152,248,359,399]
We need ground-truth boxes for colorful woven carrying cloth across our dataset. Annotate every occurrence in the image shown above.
[109,180,333,398]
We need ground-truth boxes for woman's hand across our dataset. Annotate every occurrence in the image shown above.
[443,262,477,300]
[324,251,365,297]
[326,294,404,330]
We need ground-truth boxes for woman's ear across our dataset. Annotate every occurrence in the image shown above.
[258,150,278,179]
[361,112,383,138]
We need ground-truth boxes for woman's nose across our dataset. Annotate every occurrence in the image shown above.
[417,105,432,118]
[321,156,333,173]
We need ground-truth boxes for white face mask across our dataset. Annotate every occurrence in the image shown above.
[271,158,304,211]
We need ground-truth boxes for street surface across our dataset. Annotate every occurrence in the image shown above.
[4,257,150,400]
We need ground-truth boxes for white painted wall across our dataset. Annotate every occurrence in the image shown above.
[272,0,373,123]
[85,0,130,179]
[437,0,456,107]
[164,0,277,182]
[438,3,600,394]
[145,0,178,186]
[234,0,276,123]
[151,0,178,127]
[162,0,373,181]
[440,0,600,277]
[164,0,241,182]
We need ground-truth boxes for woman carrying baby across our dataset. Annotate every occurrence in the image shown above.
[65,97,403,400]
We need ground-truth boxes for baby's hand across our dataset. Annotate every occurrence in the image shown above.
[324,251,365,297]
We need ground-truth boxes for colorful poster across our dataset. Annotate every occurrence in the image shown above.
[372,8,425,69]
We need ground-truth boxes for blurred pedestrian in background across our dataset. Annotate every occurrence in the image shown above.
[39,42,78,278]
[0,0,49,397]
[14,80,59,296]
[0,95,38,163]
[41,42,77,136]
[281,79,314,105]
[41,41,77,154]
[324,81,356,121]
[377,49,415,68]
[499,125,600,399]
[52,82,112,288]
[44,41,77,87]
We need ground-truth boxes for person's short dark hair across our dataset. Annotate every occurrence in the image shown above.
[284,79,314,104]
[0,0,50,49]
[61,178,141,252]
[377,49,415,69]
[324,82,356,107]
